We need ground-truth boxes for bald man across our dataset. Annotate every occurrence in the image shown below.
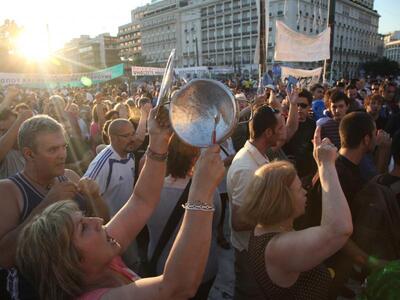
[84,118,137,216]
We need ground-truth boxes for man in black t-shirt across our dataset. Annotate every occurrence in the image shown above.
[283,89,316,180]
[295,112,377,299]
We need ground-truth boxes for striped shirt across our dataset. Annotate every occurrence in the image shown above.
[317,117,341,149]
[84,145,135,217]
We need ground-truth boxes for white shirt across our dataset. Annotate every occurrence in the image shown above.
[227,141,269,251]
[84,145,135,217]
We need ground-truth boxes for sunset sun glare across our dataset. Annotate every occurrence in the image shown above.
[15,28,52,62]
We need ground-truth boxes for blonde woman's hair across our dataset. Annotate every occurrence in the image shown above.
[239,161,297,227]
[17,200,85,300]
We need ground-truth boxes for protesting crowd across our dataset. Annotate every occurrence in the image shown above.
[0,74,399,300]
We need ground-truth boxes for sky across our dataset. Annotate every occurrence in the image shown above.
[1,0,399,52]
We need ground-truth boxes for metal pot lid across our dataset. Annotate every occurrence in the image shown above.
[170,79,237,148]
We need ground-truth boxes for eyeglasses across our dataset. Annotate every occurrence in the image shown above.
[115,132,135,138]
[297,103,309,109]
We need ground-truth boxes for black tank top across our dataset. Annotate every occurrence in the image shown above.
[9,173,89,222]
[6,173,89,300]
[248,232,331,300]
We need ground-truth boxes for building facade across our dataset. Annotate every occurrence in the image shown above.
[132,0,380,79]
[384,31,400,64]
[59,34,120,73]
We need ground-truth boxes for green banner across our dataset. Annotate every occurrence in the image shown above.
[0,64,124,88]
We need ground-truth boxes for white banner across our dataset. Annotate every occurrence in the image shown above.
[131,66,164,76]
[210,66,234,74]
[175,67,208,75]
[274,21,330,62]
[281,66,322,87]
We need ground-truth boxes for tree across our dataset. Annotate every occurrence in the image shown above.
[362,58,400,77]
[0,20,23,72]
[131,54,147,66]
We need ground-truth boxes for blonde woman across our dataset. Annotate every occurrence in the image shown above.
[239,128,353,299]
[16,109,225,300]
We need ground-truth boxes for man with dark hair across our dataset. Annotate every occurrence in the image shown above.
[317,91,350,148]
[364,94,387,130]
[345,84,364,112]
[380,81,398,118]
[310,83,326,120]
[297,112,377,298]
[283,89,317,179]
[227,105,285,300]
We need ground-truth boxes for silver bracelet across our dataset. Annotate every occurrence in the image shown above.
[182,201,215,212]
[145,146,168,162]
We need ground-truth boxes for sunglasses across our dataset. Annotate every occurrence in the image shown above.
[297,103,309,109]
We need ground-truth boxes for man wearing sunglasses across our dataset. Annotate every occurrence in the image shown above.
[283,89,317,181]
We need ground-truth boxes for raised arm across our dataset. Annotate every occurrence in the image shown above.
[0,86,18,112]
[132,103,151,149]
[285,89,299,142]
[0,110,32,162]
[103,145,225,300]
[105,107,172,251]
[266,127,353,283]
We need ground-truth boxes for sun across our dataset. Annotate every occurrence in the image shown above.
[14,28,52,62]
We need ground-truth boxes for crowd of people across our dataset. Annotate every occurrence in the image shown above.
[0,74,399,300]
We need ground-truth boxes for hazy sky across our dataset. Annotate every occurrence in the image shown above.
[1,0,399,51]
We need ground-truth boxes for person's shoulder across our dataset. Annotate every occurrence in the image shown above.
[0,178,18,191]
[84,147,113,178]
[316,117,331,127]
[0,178,22,211]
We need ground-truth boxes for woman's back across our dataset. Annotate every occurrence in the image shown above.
[147,176,221,282]
[248,232,331,300]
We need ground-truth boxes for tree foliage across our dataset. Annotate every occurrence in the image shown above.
[362,58,400,77]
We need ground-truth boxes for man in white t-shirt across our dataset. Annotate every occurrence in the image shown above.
[84,118,138,216]
[227,105,285,300]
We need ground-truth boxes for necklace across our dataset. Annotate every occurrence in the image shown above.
[22,172,54,191]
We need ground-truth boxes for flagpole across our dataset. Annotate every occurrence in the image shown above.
[325,0,336,83]
[258,0,266,80]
